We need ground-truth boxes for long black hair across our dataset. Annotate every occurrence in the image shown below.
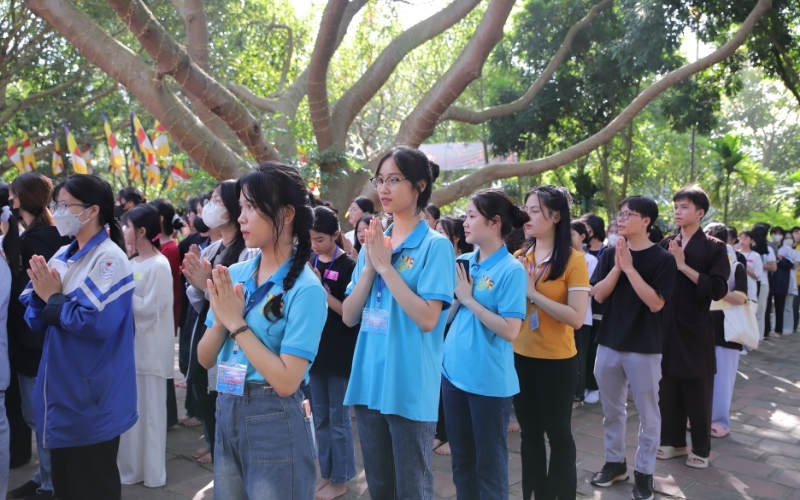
[375,146,440,213]
[123,204,163,253]
[438,216,473,256]
[524,186,573,282]
[215,180,247,269]
[1,183,21,281]
[312,206,344,248]
[471,189,529,238]
[150,199,185,237]
[62,175,125,252]
[353,215,372,254]
[237,162,314,321]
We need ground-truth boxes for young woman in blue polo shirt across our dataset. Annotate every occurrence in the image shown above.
[442,189,529,499]
[197,162,328,499]
[342,146,456,500]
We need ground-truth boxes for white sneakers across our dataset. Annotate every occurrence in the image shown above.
[584,389,600,404]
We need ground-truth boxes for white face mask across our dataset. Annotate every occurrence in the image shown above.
[607,234,619,247]
[53,207,92,237]
[784,239,793,247]
[202,202,228,229]
[773,234,784,243]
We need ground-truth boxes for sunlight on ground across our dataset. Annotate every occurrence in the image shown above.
[192,480,213,500]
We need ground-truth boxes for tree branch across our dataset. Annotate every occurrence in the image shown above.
[430,0,773,206]
[441,0,614,124]
[331,0,482,146]
[24,0,248,180]
[307,0,349,153]
[260,22,293,92]
[396,0,516,146]
[0,68,85,127]
[227,82,280,112]
[106,0,278,162]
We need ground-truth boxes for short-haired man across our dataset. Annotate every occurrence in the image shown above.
[657,186,729,469]
[589,196,676,500]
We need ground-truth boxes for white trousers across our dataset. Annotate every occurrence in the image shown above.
[712,346,740,430]
[118,374,168,487]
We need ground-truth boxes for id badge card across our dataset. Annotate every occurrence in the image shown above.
[529,308,540,331]
[217,362,247,396]
[362,308,390,334]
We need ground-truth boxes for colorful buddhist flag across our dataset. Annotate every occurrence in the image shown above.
[131,111,160,185]
[22,131,36,172]
[82,142,93,172]
[7,137,24,173]
[152,120,170,166]
[165,160,189,191]
[63,122,88,174]
[103,112,124,177]
[129,148,142,183]
[52,132,64,175]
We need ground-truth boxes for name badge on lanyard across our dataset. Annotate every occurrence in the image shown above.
[216,279,275,396]
[363,272,390,334]
[528,261,550,331]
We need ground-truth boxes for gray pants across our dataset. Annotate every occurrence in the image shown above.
[594,345,662,475]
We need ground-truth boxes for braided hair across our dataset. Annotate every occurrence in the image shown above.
[237,162,314,322]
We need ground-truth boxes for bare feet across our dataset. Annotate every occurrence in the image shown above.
[316,479,330,492]
[432,438,443,451]
[176,380,188,388]
[196,449,213,464]
[315,482,347,500]
[192,446,210,459]
[180,417,202,427]
[434,442,451,456]
[507,421,520,433]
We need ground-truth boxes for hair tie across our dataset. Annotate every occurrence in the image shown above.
[1,206,11,222]
[557,187,574,211]
[172,214,180,223]
[151,233,162,243]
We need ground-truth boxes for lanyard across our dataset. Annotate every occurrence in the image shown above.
[532,261,550,286]
[313,247,338,281]
[232,279,275,358]
[376,252,403,307]
[595,245,604,259]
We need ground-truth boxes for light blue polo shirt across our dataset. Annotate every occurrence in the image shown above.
[344,220,456,422]
[206,252,328,384]
[442,246,527,397]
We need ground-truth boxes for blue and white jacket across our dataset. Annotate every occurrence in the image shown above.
[20,230,138,449]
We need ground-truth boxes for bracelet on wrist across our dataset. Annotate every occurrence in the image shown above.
[229,324,250,339]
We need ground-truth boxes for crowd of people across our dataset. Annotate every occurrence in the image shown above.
[0,144,792,500]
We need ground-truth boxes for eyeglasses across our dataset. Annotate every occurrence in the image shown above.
[370,176,408,190]
[50,201,91,214]
[615,212,644,221]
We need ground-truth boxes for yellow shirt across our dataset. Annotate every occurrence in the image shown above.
[513,247,591,360]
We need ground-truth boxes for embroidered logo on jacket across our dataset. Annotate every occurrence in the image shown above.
[99,261,117,281]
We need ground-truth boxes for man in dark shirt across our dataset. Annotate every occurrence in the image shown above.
[589,196,676,500]
[657,186,729,469]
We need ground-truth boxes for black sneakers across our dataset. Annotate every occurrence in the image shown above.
[632,470,655,500]
[7,480,40,499]
[591,460,629,487]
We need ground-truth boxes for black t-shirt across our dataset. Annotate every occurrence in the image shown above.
[309,251,360,377]
[591,243,677,354]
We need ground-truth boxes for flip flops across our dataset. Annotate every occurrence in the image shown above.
[686,452,709,469]
[711,424,730,438]
[657,445,688,460]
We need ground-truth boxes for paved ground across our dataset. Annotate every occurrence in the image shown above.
[10,332,800,499]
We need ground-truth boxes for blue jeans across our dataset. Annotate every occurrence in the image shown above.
[353,406,436,500]
[214,384,317,499]
[19,375,52,492]
[442,376,512,500]
[309,374,356,484]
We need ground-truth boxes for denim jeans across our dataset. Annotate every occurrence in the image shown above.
[19,374,52,491]
[513,354,577,500]
[442,376,512,500]
[353,406,436,500]
[0,392,9,499]
[214,384,317,500]
[309,374,356,484]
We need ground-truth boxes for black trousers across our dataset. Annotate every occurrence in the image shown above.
[774,293,788,334]
[514,354,578,500]
[659,372,714,458]
[574,325,592,400]
[6,370,31,469]
[51,436,121,500]
[192,372,218,459]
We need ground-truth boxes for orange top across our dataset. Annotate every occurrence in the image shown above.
[513,247,590,360]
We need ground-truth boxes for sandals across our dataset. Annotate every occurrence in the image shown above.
[657,445,688,460]
[711,424,730,438]
[686,452,709,469]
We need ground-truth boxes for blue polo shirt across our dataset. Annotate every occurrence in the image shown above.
[442,246,527,397]
[206,252,328,384]
[344,220,456,422]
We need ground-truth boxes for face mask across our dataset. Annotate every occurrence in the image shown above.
[202,202,228,229]
[53,207,91,237]
[607,234,619,247]
[784,239,793,247]
[114,205,125,219]
[773,234,783,243]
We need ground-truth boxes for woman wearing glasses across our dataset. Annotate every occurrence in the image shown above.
[5,173,70,500]
[19,175,137,500]
[514,186,590,500]
[342,146,455,499]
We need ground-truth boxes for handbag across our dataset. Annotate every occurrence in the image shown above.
[723,300,760,350]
